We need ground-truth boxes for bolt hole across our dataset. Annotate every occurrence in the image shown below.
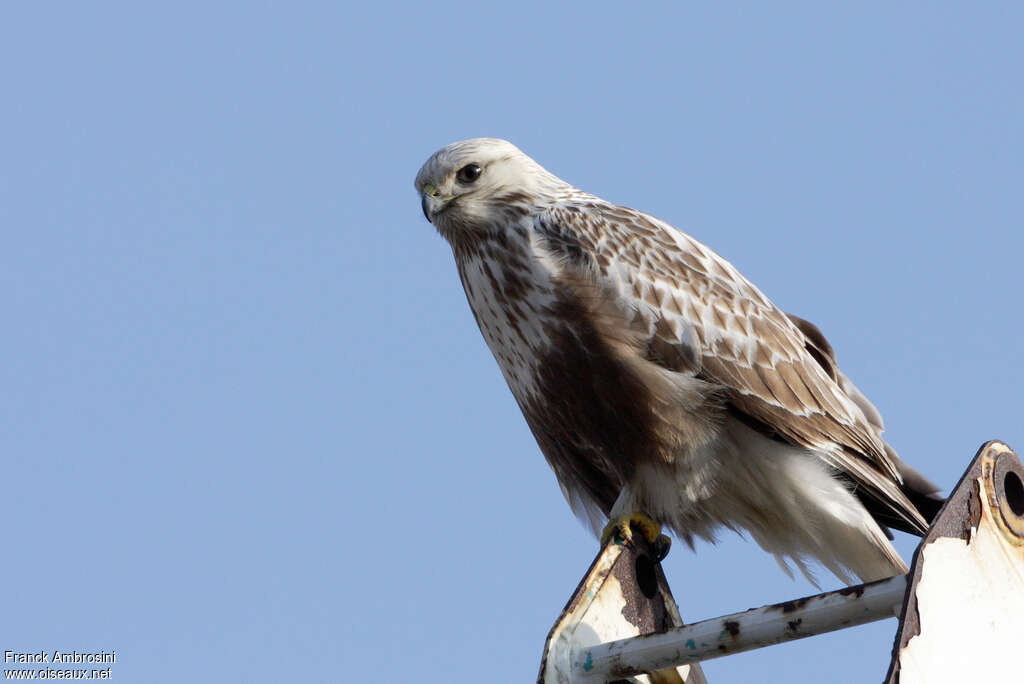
[1004,470,1024,517]
[635,554,657,599]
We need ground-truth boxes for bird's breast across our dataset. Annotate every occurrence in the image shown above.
[457,244,565,400]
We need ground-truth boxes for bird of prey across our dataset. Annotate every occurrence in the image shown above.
[415,138,942,584]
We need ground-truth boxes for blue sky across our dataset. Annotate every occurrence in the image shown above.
[2,3,1021,682]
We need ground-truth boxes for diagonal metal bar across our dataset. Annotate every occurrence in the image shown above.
[574,573,907,681]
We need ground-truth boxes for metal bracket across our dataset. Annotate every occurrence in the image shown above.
[538,533,708,683]
[885,440,1024,682]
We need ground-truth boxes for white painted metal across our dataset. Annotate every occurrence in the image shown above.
[895,452,1024,682]
[541,542,707,683]
[574,573,907,681]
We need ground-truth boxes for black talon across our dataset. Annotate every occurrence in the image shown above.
[652,534,672,562]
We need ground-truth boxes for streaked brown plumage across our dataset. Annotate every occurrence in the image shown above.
[416,138,942,583]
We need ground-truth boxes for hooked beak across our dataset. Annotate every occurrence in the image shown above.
[420,184,449,223]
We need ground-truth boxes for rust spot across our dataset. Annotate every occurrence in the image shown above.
[769,597,810,613]
[609,545,671,633]
[838,585,865,598]
[965,479,983,540]
[723,620,740,638]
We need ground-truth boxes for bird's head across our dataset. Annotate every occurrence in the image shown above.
[414,138,563,242]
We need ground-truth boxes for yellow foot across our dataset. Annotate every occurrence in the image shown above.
[600,512,672,561]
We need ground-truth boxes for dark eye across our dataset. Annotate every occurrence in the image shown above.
[456,163,482,184]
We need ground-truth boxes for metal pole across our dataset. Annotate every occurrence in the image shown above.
[574,573,907,681]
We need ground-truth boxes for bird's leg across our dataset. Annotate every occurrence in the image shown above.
[601,485,672,561]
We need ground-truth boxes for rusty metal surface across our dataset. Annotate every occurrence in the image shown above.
[576,573,907,681]
[539,536,707,684]
[885,440,1024,683]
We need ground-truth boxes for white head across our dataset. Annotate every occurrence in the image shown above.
[414,138,565,242]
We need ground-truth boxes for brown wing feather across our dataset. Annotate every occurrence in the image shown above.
[537,201,929,534]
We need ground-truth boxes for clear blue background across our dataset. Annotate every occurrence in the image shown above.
[3,3,1021,682]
